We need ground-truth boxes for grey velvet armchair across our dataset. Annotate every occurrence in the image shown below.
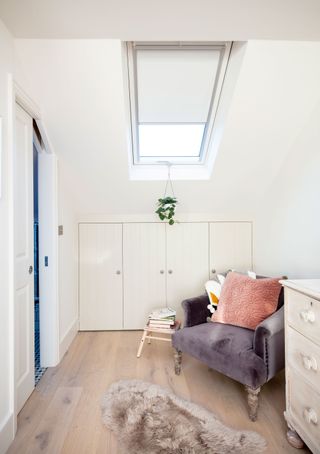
[172,289,285,421]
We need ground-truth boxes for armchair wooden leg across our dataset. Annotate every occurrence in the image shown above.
[245,385,261,421]
[174,350,182,375]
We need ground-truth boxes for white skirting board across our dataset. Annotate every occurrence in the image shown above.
[0,413,14,454]
[59,318,78,361]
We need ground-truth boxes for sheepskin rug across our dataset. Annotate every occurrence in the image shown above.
[101,380,266,454]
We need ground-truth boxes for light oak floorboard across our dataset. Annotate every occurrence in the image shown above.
[25,387,81,454]
[8,331,310,454]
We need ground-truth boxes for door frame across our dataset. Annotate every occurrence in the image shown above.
[9,77,59,432]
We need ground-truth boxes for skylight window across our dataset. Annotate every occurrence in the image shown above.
[126,42,231,167]
[139,124,204,159]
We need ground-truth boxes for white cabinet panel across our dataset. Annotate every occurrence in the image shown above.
[166,223,209,320]
[79,221,253,331]
[209,222,252,275]
[79,223,123,330]
[123,223,166,329]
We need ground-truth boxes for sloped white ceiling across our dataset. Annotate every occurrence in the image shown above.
[14,39,320,216]
[2,0,320,40]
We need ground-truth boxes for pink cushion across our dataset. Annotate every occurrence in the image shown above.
[211,272,281,330]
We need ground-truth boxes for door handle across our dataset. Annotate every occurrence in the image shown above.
[116,270,121,275]
[168,270,173,274]
[29,265,33,274]
[160,270,164,274]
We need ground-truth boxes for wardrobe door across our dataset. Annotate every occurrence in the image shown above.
[123,223,166,329]
[209,222,252,276]
[79,223,123,330]
[166,223,209,321]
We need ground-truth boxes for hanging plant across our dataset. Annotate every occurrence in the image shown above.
[156,196,177,225]
[155,164,178,225]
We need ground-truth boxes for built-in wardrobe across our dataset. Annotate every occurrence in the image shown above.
[79,221,252,330]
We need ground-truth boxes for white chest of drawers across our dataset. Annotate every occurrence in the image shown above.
[282,279,320,454]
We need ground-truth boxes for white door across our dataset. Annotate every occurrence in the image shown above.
[209,222,252,276]
[123,223,166,329]
[14,104,35,412]
[79,223,123,330]
[166,223,209,321]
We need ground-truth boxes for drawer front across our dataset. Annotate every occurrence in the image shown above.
[286,288,320,345]
[288,369,320,451]
[287,327,320,390]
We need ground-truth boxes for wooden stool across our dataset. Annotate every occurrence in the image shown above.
[137,321,181,358]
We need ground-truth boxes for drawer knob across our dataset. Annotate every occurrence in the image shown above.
[301,354,318,371]
[299,310,315,323]
[303,408,318,425]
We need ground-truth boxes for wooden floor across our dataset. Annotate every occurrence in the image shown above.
[8,331,310,454]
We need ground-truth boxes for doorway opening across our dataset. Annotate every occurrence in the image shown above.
[13,83,60,420]
[33,130,46,385]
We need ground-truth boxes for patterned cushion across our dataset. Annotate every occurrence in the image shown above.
[211,272,281,330]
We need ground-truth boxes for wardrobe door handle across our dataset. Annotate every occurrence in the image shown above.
[168,270,173,274]
[160,270,164,274]
[211,269,216,274]
[116,270,121,275]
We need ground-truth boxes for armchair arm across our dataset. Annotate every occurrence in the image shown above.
[253,306,285,381]
[181,294,211,328]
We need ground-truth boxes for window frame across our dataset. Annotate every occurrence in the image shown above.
[126,41,232,166]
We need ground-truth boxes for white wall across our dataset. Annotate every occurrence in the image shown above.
[12,38,320,295]
[254,101,320,278]
[0,18,14,454]
[13,39,320,223]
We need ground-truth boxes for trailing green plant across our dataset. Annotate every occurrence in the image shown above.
[156,196,177,225]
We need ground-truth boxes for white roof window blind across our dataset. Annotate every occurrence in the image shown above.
[126,42,232,174]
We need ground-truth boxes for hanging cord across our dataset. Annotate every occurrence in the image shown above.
[163,164,175,198]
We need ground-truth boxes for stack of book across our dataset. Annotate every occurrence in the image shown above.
[148,307,176,329]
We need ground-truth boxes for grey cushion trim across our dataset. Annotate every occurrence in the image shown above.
[253,306,285,381]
